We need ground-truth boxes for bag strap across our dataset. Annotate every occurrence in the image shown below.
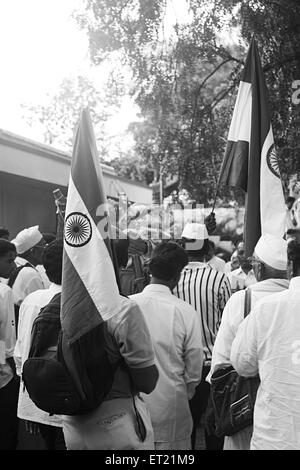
[132,254,144,279]
[8,263,31,288]
[244,288,252,318]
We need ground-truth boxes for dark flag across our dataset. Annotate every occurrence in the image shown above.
[218,38,286,256]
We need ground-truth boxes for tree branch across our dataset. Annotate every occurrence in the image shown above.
[210,83,236,110]
[190,58,241,137]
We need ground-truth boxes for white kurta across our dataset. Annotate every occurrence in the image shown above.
[14,283,62,427]
[131,284,203,446]
[231,276,300,450]
[208,278,289,450]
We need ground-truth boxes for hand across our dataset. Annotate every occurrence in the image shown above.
[25,420,40,436]
[204,212,216,235]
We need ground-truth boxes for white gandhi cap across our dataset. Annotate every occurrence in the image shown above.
[181,223,208,250]
[11,225,43,254]
[254,233,287,271]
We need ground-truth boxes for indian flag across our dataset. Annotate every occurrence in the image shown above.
[218,38,286,256]
[61,108,121,343]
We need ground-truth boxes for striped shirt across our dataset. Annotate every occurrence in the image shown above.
[174,261,231,364]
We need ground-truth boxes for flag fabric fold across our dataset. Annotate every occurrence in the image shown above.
[218,38,286,256]
[61,108,121,343]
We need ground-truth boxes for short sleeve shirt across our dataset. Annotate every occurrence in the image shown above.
[104,296,156,400]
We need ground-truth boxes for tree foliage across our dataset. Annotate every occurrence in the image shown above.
[22,72,125,155]
[74,0,300,204]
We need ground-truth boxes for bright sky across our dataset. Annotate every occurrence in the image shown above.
[0,0,193,147]
[0,0,90,140]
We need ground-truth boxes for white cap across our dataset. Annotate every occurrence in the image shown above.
[254,233,287,271]
[11,225,43,254]
[181,223,208,250]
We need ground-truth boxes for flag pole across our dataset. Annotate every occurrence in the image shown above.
[212,169,224,213]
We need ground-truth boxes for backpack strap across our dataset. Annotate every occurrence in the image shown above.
[132,254,143,278]
[8,263,31,288]
[244,288,252,318]
[132,254,145,291]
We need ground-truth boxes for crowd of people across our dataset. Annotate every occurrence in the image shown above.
[1,214,300,451]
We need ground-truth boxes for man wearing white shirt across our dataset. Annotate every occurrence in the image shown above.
[231,235,300,449]
[131,241,203,450]
[10,226,45,333]
[14,239,65,450]
[227,241,256,292]
[209,233,289,449]
[206,241,226,272]
[0,239,19,449]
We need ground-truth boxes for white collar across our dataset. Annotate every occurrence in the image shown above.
[186,261,208,269]
[142,284,172,295]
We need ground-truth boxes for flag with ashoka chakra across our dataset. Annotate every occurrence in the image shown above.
[218,38,286,256]
[61,108,121,343]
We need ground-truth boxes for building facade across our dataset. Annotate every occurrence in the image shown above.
[0,129,152,237]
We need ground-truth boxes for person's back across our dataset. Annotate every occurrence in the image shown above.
[131,242,203,450]
[231,288,300,449]
[209,233,289,450]
[231,235,300,449]
[62,295,159,450]
[175,262,230,364]
[173,223,231,450]
[14,240,65,450]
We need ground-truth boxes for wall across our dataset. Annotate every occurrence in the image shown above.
[0,129,152,237]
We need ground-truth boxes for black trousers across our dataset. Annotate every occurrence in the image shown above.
[189,366,224,450]
[0,375,20,450]
[38,424,66,450]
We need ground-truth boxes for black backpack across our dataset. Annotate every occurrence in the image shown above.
[119,254,150,296]
[22,293,118,416]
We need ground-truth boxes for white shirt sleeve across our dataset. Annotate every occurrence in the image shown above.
[14,299,41,375]
[176,305,203,394]
[209,291,245,381]
[230,307,259,377]
[0,286,15,363]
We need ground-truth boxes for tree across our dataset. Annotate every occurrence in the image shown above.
[74,0,300,204]
[22,71,125,156]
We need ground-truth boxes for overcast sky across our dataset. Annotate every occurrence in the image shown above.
[0,0,192,146]
[0,0,89,140]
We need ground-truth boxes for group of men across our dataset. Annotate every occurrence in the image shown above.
[1,218,300,450]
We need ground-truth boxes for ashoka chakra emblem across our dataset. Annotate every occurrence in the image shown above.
[65,212,92,247]
[267,144,280,178]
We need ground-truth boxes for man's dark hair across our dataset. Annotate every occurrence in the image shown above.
[149,241,188,281]
[183,238,210,260]
[42,239,63,285]
[0,238,16,257]
[208,240,215,250]
[42,232,56,244]
[0,227,10,240]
